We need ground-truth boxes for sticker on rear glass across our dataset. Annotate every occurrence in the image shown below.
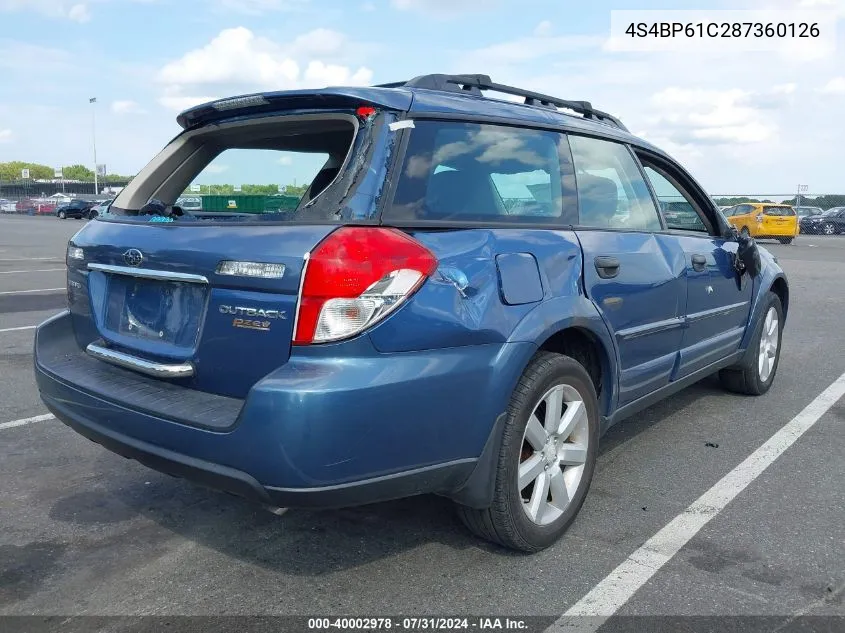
[389,120,415,131]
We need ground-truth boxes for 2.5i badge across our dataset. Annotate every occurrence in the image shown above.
[219,305,286,332]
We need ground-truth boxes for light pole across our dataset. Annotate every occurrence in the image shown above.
[90,97,98,195]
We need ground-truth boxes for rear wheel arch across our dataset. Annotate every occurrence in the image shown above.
[770,276,789,322]
[537,327,613,418]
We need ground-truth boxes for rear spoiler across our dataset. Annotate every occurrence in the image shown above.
[176,88,414,129]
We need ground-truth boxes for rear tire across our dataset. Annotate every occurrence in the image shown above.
[58,210,66,219]
[455,352,599,552]
[823,223,836,235]
[777,238,793,244]
[719,291,783,396]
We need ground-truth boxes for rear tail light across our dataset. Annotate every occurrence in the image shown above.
[293,227,437,345]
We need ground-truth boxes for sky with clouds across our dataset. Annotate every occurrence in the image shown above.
[0,0,844,193]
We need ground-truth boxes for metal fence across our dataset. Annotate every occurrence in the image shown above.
[0,178,127,215]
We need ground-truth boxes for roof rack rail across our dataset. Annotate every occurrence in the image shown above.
[375,73,629,132]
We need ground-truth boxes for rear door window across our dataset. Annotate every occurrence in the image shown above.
[387,121,577,224]
[568,135,662,232]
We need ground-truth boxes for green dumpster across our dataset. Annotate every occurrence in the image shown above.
[197,194,302,214]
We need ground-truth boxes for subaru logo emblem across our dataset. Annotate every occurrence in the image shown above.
[123,248,144,267]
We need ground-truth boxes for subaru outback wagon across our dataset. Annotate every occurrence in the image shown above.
[35,74,788,552]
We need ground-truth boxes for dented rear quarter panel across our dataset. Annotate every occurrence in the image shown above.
[368,228,619,416]
[368,228,591,352]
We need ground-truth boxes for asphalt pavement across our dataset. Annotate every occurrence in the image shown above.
[0,215,843,631]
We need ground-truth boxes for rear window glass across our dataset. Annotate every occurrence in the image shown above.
[184,149,328,214]
[764,206,795,216]
[106,115,357,223]
[387,121,577,224]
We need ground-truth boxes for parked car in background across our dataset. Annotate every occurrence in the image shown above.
[175,196,203,212]
[56,199,95,219]
[722,202,799,244]
[660,201,706,230]
[0,198,16,212]
[34,199,57,215]
[799,207,845,235]
[87,200,112,219]
[794,206,823,219]
[16,198,38,213]
[36,73,789,552]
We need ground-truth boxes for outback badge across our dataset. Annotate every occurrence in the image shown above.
[220,305,286,332]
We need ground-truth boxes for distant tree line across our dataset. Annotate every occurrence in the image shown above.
[0,161,131,183]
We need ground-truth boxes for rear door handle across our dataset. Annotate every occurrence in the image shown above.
[595,256,621,279]
[691,254,707,272]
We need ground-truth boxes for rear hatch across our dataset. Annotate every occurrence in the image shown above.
[66,99,403,399]
[760,205,797,235]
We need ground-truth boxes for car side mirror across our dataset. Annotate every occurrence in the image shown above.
[734,229,762,278]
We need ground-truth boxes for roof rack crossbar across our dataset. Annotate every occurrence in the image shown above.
[374,73,628,132]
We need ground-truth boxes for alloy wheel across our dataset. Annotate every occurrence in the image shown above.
[518,383,589,526]
[758,306,779,382]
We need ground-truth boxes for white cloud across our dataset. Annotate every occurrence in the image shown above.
[459,35,603,67]
[0,0,93,21]
[67,2,90,21]
[0,129,12,143]
[213,0,308,15]
[0,0,77,20]
[111,100,146,114]
[649,87,777,145]
[0,0,151,22]
[304,60,373,86]
[0,41,71,70]
[820,77,845,94]
[158,93,219,112]
[390,0,495,16]
[534,20,553,37]
[158,28,296,87]
[289,28,348,58]
[156,27,373,111]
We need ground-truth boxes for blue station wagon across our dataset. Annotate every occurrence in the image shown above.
[34,74,788,552]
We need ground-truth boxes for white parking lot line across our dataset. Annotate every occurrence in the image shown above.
[0,257,61,261]
[0,268,65,274]
[553,371,845,631]
[0,325,36,333]
[0,413,55,431]
[0,287,64,295]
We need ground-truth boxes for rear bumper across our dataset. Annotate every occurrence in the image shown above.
[35,311,534,508]
[39,391,475,508]
[756,226,799,238]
